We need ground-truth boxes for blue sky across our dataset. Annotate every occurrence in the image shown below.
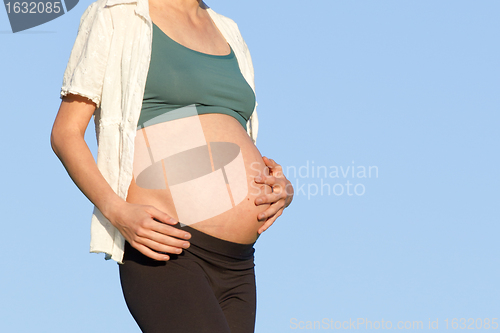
[1,0,499,332]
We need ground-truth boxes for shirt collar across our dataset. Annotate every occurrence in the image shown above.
[105,0,150,22]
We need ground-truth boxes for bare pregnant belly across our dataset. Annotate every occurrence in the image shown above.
[126,112,272,244]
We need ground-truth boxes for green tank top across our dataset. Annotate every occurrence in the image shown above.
[137,22,256,130]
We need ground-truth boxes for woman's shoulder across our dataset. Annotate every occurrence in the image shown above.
[202,2,240,32]
[75,0,112,28]
[81,0,108,15]
[75,0,142,34]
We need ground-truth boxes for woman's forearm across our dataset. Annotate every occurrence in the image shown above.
[51,130,125,224]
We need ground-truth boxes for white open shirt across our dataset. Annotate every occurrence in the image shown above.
[60,0,259,264]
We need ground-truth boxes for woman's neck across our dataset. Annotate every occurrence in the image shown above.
[153,0,203,15]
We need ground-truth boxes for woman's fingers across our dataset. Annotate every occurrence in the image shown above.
[136,236,187,256]
[257,196,285,223]
[262,156,283,177]
[256,157,294,209]
[148,205,179,225]
[255,192,283,221]
[113,202,193,260]
[129,222,190,259]
[149,219,191,240]
[255,175,284,195]
[148,221,191,248]
[129,241,171,261]
[254,174,287,221]
[136,211,191,253]
[255,190,281,206]
[257,209,283,234]
[254,156,293,233]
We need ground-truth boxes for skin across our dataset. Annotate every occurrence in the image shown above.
[255,156,294,234]
[50,0,294,261]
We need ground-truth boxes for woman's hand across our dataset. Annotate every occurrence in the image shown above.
[254,156,294,234]
[109,201,191,261]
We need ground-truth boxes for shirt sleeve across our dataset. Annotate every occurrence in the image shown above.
[234,23,259,144]
[60,1,113,109]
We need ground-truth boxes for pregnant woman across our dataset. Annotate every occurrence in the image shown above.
[50,0,293,332]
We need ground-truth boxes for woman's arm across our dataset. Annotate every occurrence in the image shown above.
[50,94,191,261]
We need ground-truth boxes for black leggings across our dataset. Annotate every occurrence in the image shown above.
[119,223,257,333]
